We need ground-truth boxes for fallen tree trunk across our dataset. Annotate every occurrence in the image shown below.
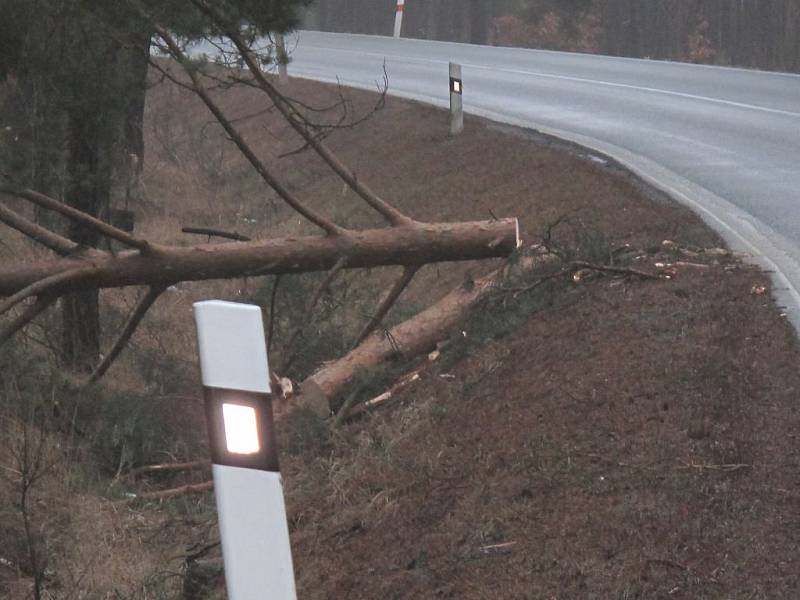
[0,219,519,296]
[295,249,553,415]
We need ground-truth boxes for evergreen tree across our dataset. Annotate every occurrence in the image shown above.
[0,0,311,372]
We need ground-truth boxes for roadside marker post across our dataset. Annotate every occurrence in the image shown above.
[393,0,405,39]
[449,62,464,136]
[193,300,297,600]
[276,33,289,85]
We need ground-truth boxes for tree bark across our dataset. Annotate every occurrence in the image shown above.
[295,249,551,414]
[61,109,110,372]
[0,219,520,296]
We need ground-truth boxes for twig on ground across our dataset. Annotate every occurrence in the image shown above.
[128,460,209,479]
[120,481,213,504]
[679,461,751,472]
[181,227,251,242]
[570,260,661,280]
[267,274,282,356]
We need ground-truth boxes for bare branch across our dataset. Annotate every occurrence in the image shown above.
[190,0,416,228]
[0,203,78,255]
[281,256,349,372]
[0,266,97,317]
[87,285,166,383]
[128,460,208,479]
[570,261,661,280]
[120,480,213,504]
[354,265,418,346]
[151,26,347,237]
[181,227,251,242]
[0,295,56,347]
[267,274,282,357]
[0,184,156,253]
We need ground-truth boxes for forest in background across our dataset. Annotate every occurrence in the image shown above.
[300,0,800,72]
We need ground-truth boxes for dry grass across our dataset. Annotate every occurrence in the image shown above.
[3,69,799,598]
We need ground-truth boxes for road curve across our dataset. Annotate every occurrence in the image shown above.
[283,31,800,327]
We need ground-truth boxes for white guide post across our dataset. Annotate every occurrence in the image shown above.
[449,62,464,136]
[193,300,297,600]
[276,33,289,85]
[393,0,405,39]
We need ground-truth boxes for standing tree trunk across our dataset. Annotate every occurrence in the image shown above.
[123,30,151,175]
[61,109,110,372]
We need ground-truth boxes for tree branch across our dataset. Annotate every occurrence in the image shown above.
[354,265,418,346]
[0,184,155,254]
[0,203,78,256]
[0,295,56,347]
[190,0,416,228]
[0,220,520,297]
[281,256,348,373]
[0,266,97,317]
[267,274,282,357]
[151,26,347,237]
[87,285,166,383]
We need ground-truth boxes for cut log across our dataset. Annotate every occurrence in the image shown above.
[295,249,553,414]
[0,219,520,296]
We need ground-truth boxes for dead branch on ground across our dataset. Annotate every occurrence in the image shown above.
[127,460,209,479]
[119,481,213,504]
[181,227,252,242]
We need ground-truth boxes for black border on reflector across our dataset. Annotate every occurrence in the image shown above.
[450,77,463,94]
[204,386,279,472]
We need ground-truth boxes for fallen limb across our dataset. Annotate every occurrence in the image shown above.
[341,371,422,422]
[128,460,209,479]
[295,250,554,414]
[181,227,251,242]
[0,220,519,296]
[570,261,661,280]
[120,481,213,504]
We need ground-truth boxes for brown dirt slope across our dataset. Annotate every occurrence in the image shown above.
[3,74,800,598]
[259,84,800,598]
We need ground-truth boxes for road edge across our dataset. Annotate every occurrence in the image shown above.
[289,70,800,336]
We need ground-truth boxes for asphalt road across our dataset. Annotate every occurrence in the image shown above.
[282,31,800,324]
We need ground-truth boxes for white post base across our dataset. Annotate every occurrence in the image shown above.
[213,465,297,600]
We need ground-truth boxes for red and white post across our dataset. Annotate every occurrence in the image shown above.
[393,0,405,39]
[275,33,289,85]
[193,300,297,600]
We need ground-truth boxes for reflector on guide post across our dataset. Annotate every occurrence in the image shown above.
[393,0,405,39]
[449,62,464,135]
[193,300,296,600]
